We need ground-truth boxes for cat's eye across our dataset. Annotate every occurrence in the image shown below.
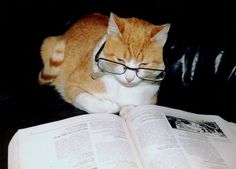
[116,57,125,63]
[139,62,149,67]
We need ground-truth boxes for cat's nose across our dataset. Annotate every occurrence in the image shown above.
[125,76,134,83]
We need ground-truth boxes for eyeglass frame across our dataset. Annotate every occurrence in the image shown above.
[94,42,166,82]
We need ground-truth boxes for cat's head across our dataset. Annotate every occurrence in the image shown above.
[98,12,170,87]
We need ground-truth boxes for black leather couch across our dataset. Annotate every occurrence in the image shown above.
[1,1,235,169]
[159,39,236,122]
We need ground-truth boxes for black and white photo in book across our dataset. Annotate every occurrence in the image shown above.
[167,116,226,137]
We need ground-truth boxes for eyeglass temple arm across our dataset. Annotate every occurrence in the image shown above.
[95,42,106,62]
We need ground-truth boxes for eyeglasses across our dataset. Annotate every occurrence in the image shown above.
[94,42,166,82]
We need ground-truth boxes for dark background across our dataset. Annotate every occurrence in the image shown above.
[1,1,235,169]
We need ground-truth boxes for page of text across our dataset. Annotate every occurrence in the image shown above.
[10,114,144,169]
[125,105,236,169]
[162,106,236,169]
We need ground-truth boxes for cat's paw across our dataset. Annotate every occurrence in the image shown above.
[74,93,121,114]
[100,99,121,114]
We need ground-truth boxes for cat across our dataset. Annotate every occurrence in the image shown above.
[38,12,170,114]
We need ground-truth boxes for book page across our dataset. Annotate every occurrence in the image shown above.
[161,106,236,169]
[8,114,144,169]
[124,105,236,169]
[8,131,20,169]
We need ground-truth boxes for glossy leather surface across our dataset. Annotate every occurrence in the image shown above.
[158,39,236,122]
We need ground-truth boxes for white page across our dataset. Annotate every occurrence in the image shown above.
[8,132,20,169]
[160,105,236,169]
[8,114,144,169]
[124,105,236,169]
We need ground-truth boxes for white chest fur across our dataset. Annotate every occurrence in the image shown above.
[95,75,159,106]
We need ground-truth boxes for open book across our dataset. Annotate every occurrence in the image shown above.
[8,105,236,169]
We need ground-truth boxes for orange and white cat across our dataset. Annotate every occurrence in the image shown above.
[38,12,170,114]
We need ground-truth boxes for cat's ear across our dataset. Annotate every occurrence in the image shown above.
[151,24,171,47]
[108,12,124,36]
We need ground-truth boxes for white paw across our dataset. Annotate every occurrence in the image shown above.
[74,93,121,114]
[99,99,121,114]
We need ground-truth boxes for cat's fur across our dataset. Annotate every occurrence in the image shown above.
[38,12,170,114]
